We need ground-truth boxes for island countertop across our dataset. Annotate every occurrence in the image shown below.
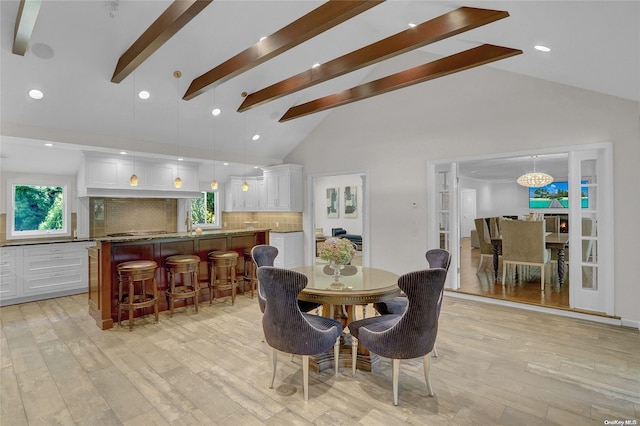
[88,228,270,330]
[93,227,273,243]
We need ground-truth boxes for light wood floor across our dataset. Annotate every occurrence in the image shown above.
[456,238,571,311]
[1,291,638,425]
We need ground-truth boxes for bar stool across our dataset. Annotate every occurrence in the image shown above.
[243,248,257,298]
[116,260,159,331]
[165,255,200,316]
[208,251,239,305]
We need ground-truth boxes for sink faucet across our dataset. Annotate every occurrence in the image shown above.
[185,211,193,233]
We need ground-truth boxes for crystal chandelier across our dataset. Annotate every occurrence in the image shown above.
[517,156,553,188]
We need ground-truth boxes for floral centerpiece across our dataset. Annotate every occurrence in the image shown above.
[318,237,356,278]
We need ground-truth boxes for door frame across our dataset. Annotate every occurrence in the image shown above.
[305,169,370,267]
[427,142,614,315]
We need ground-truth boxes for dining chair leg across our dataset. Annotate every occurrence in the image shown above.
[334,336,340,377]
[423,352,435,397]
[351,336,358,377]
[269,348,277,389]
[392,358,400,406]
[432,343,438,358]
[540,265,545,291]
[302,355,309,401]
[501,262,508,285]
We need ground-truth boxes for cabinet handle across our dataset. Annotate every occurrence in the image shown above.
[51,255,65,259]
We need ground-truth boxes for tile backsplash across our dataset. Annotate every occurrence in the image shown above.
[222,212,302,231]
[90,198,177,237]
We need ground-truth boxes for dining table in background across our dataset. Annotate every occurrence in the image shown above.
[491,232,570,286]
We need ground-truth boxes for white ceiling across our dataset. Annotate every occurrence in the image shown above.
[1,1,638,182]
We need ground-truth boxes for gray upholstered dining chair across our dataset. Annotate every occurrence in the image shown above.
[348,268,447,405]
[501,220,551,290]
[373,249,450,316]
[373,249,450,357]
[257,266,342,400]
[252,244,320,314]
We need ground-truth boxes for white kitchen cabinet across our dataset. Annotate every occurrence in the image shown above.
[263,164,303,212]
[0,247,18,300]
[224,176,264,212]
[0,241,94,306]
[270,231,303,268]
[78,152,200,196]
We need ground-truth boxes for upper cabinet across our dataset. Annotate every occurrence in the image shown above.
[78,152,201,198]
[224,164,302,212]
[263,164,303,212]
[225,176,263,212]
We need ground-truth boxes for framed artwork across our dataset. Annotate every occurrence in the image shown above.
[326,187,339,218]
[344,186,357,218]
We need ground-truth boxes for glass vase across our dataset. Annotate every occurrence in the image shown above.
[329,261,344,280]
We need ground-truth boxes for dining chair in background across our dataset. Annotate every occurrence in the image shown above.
[258,266,342,401]
[348,268,447,405]
[474,217,502,272]
[501,220,551,290]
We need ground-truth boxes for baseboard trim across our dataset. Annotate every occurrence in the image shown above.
[444,291,628,327]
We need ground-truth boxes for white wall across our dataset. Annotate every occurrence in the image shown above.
[285,50,640,326]
[313,174,363,237]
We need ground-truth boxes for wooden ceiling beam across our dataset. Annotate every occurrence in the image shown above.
[279,44,523,122]
[239,7,509,112]
[13,0,42,56]
[111,0,213,83]
[183,0,384,100]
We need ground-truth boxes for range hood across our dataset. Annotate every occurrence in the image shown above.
[78,151,202,199]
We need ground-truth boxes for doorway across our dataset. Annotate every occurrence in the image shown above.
[428,143,614,316]
[307,171,369,267]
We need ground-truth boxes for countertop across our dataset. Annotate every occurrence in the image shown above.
[1,227,304,247]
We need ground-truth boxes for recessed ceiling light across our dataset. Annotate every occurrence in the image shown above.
[534,45,551,52]
[178,157,183,161]
[312,63,320,68]
[253,166,259,169]
[259,36,267,42]
[408,23,417,28]
[29,89,44,100]
[138,90,150,100]
[44,143,53,147]
[211,108,221,116]
[223,162,229,166]
[120,151,127,155]
[252,134,260,141]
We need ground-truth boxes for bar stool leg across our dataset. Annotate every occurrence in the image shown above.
[231,266,236,305]
[168,270,175,316]
[153,277,159,323]
[128,278,135,331]
[193,269,199,313]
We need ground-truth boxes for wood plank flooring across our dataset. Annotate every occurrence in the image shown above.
[457,237,571,311]
[1,291,638,425]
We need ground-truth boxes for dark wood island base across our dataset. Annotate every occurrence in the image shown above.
[88,229,269,330]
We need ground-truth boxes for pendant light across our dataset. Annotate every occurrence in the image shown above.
[517,155,554,188]
[241,113,249,192]
[173,70,182,189]
[130,73,139,186]
[210,90,219,190]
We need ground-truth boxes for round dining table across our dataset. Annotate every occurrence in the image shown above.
[292,264,400,371]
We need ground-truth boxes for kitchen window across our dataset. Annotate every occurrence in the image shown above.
[7,179,71,239]
[191,191,220,228]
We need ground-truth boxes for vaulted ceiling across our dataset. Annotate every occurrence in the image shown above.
[1,1,638,181]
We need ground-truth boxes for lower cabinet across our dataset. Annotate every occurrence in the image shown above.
[270,231,303,268]
[0,241,94,306]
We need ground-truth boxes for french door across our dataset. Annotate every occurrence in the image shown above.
[568,146,614,315]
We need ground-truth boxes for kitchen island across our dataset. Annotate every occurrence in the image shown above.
[89,229,269,329]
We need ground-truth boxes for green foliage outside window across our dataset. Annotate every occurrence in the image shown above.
[14,185,64,231]
[191,192,216,225]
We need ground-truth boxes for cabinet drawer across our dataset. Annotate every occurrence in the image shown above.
[23,269,85,295]
[0,258,16,269]
[0,267,16,280]
[24,243,85,257]
[0,249,16,259]
[24,252,85,275]
[0,280,18,298]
